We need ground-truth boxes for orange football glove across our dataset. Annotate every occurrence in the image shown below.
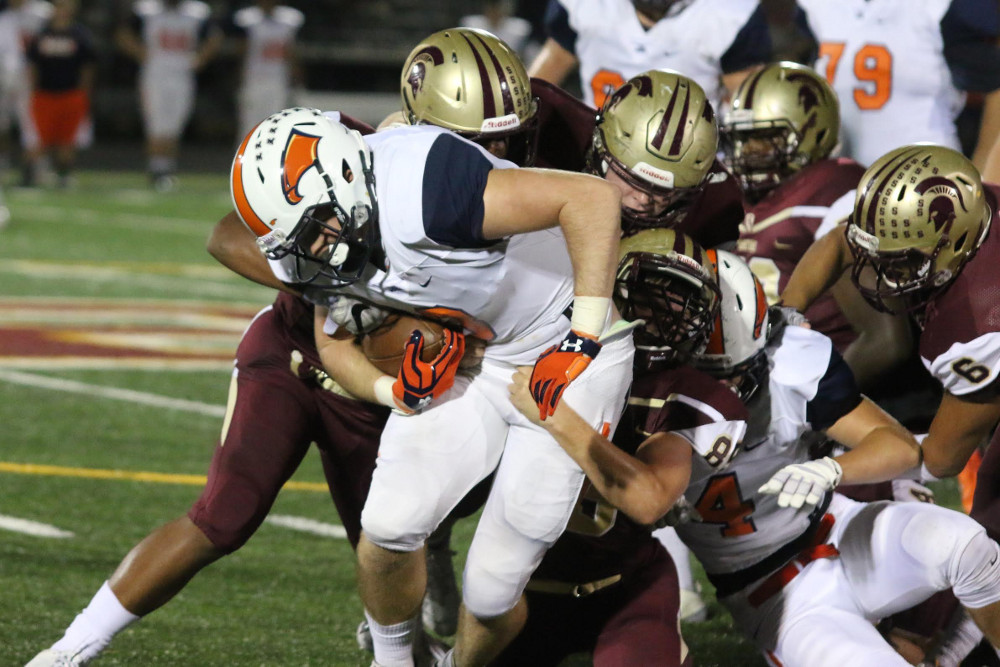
[392,328,465,413]
[529,330,602,420]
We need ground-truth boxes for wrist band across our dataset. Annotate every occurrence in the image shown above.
[373,375,397,408]
[570,296,611,338]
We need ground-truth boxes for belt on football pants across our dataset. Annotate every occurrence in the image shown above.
[746,512,838,607]
[708,492,834,598]
[525,573,622,598]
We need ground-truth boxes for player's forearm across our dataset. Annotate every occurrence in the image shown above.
[526,38,577,84]
[543,408,679,525]
[560,179,622,300]
[834,425,921,485]
[207,211,298,294]
[314,310,390,405]
[780,227,852,311]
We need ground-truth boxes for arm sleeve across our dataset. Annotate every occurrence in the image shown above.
[807,348,863,430]
[719,4,772,73]
[941,0,1000,92]
[543,0,577,54]
[421,134,496,248]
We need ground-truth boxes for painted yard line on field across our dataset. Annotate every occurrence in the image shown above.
[0,260,271,300]
[27,204,213,235]
[0,514,74,538]
[0,461,328,492]
[265,515,348,539]
[0,368,228,417]
[0,358,234,371]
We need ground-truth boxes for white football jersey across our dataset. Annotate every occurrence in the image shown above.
[320,124,576,365]
[133,0,213,75]
[552,0,761,109]
[233,5,302,87]
[799,0,964,166]
[0,0,50,73]
[676,326,861,574]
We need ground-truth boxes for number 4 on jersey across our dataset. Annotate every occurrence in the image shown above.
[694,473,756,537]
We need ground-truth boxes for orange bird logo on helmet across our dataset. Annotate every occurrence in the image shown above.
[281,128,322,205]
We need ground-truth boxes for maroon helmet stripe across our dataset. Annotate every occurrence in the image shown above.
[469,32,515,116]
[651,85,679,151]
[460,34,500,120]
[670,92,690,155]
[742,69,764,108]
[413,45,444,65]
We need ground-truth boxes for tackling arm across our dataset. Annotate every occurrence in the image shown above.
[206,210,299,294]
[825,396,922,485]
[779,224,854,312]
[508,367,692,525]
[831,274,914,390]
[921,390,1000,478]
[526,38,578,85]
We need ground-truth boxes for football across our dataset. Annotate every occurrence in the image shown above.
[361,314,447,376]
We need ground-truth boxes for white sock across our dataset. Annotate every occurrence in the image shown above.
[653,526,696,591]
[50,582,139,662]
[149,156,174,175]
[365,610,418,667]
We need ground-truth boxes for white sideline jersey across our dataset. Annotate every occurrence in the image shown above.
[323,123,576,365]
[132,0,213,76]
[799,0,964,166]
[233,5,302,88]
[676,326,861,574]
[548,0,762,109]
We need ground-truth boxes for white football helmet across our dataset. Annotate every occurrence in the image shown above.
[230,107,379,287]
[695,250,770,400]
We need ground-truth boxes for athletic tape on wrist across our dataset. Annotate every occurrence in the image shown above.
[570,296,611,338]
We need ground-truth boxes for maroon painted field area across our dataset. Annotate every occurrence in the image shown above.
[0,297,265,369]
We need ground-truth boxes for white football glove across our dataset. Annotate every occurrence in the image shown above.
[326,296,390,335]
[758,456,842,509]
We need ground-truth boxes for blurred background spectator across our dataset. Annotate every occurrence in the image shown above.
[23,0,95,188]
[0,0,989,189]
[459,0,539,63]
[230,0,303,140]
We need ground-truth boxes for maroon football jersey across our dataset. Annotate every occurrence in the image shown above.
[735,158,866,352]
[920,185,1000,397]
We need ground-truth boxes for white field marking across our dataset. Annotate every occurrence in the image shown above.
[110,189,233,209]
[0,260,272,300]
[0,369,227,417]
[265,514,348,539]
[0,514,74,539]
[27,204,213,235]
[0,357,234,371]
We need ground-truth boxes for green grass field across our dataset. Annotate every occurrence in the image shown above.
[0,172,962,666]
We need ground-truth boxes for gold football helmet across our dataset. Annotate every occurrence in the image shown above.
[845,144,992,313]
[589,69,718,233]
[401,27,538,166]
[722,61,840,199]
[615,227,721,370]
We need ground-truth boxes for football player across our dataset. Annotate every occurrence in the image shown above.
[797,0,1000,168]
[115,0,223,191]
[685,252,1000,667]
[231,0,304,139]
[779,144,1000,546]
[23,112,467,667]
[501,228,734,666]
[229,98,635,667]
[527,0,809,110]
[725,61,978,664]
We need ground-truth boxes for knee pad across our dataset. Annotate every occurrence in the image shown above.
[952,529,1000,609]
[461,556,525,618]
[359,497,429,552]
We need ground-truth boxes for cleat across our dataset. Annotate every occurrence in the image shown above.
[25,649,86,666]
[423,531,459,636]
[679,585,708,623]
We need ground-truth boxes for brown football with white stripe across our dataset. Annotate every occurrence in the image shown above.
[361,315,446,376]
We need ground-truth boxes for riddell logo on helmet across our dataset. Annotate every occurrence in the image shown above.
[634,162,675,188]
[481,114,520,132]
